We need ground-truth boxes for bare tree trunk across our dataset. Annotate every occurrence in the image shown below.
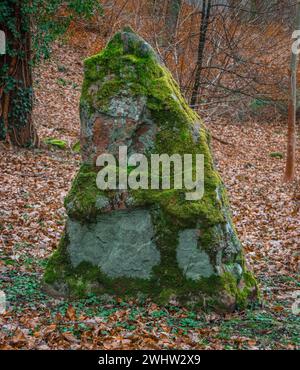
[0,2,38,147]
[164,0,182,46]
[190,0,212,108]
[147,0,165,18]
[284,0,300,182]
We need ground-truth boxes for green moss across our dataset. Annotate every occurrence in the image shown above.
[80,28,223,224]
[64,164,112,220]
[45,242,256,311]
[44,233,70,285]
[72,141,81,153]
[44,235,231,310]
[44,138,67,149]
[269,152,284,159]
[237,270,260,308]
[45,28,258,311]
[81,28,227,226]
[220,270,259,310]
[157,289,177,305]
[44,203,257,311]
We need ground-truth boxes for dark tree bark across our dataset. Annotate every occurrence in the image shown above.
[190,0,212,108]
[0,2,38,147]
[147,0,165,17]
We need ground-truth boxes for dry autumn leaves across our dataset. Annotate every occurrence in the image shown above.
[1,0,300,350]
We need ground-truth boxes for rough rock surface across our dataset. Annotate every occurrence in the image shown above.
[44,28,258,311]
[67,209,160,279]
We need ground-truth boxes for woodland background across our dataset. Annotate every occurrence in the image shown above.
[0,0,299,349]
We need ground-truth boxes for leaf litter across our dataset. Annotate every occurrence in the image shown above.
[0,42,299,350]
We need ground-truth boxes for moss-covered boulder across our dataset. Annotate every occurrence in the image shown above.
[44,28,258,312]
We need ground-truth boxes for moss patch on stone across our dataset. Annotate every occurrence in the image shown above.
[64,164,108,220]
[44,229,255,311]
[45,28,259,312]
[44,201,258,311]
[70,26,227,227]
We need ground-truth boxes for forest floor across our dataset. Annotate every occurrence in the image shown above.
[0,42,299,350]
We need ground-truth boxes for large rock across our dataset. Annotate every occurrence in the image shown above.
[44,28,258,311]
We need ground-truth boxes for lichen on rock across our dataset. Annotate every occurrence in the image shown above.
[44,27,258,312]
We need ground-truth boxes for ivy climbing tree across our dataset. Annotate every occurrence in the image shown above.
[0,0,102,147]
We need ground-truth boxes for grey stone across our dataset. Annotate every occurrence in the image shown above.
[80,93,156,162]
[191,122,201,144]
[121,29,162,63]
[67,209,160,279]
[177,229,215,280]
[44,28,258,310]
[95,195,110,210]
[223,263,243,279]
[107,94,147,121]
